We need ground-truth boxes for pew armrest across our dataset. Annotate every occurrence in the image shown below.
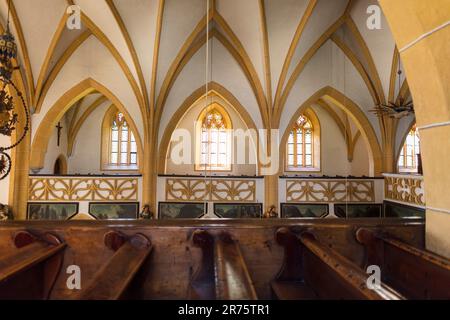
[0,231,66,299]
[77,232,152,300]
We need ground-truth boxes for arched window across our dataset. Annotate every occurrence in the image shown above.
[398,125,420,172]
[110,112,137,166]
[287,115,314,169]
[196,105,232,171]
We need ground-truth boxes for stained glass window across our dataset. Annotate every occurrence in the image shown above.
[398,125,420,172]
[110,112,137,166]
[198,108,230,170]
[287,115,313,168]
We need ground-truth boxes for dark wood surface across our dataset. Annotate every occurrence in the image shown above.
[0,231,66,299]
[188,230,258,300]
[214,232,258,300]
[357,227,450,299]
[0,219,424,299]
[272,228,403,300]
[76,232,152,300]
[188,230,215,299]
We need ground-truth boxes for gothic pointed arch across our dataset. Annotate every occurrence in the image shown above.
[158,82,259,174]
[280,86,382,175]
[30,78,144,171]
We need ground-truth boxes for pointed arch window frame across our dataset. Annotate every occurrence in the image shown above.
[398,125,420,173]
[285,110,321,172]
[195,103,233,172]
[101,106,139,171]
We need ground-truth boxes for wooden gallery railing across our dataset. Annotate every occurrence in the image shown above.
[383,173,425,208]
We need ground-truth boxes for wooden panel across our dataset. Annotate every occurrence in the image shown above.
[272,228,403,300]
[214,233,258,300]
[0,219,424,299]
[300,232,402,300]
[357,228,450,299]
[76,232,152,300]
[0,232,66,300]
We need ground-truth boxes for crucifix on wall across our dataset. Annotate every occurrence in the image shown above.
[56,122,63,147]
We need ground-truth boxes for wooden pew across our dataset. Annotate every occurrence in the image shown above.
[272,228,403,300]
[188,230,258,300]
[356,227,450,299]
[0,231,66,299]
[76,231,152,300]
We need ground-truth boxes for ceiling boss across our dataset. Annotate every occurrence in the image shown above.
[0,0,29,181]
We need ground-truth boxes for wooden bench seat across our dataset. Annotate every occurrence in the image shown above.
[272,228,403,300]
[357,227,450,299]
[188,230,257,300]
[75,231,152,300]
[0,231,66,300]
[271,281,317,300]
[215,233,258,300]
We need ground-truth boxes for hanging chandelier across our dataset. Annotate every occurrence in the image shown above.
[370,68,414,119]
[0,0,29,181]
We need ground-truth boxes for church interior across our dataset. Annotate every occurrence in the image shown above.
[0,0,449,301]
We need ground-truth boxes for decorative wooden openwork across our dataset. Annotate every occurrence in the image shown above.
[165,178,255,202]
[286,179,375,203]
[29,177,138,201]
[384,174,425,207]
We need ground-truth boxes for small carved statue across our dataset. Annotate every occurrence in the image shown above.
[139,204,154,219]
[0,203,12,221]
[264,205,278,219]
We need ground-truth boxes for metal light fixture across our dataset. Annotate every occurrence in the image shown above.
[370,67,414,119]
[0,0,29,180]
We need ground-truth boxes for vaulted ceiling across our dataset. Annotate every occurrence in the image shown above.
[0,0,413,159]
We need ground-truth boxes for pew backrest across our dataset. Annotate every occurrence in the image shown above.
[189,230,258,300]
[273,228,403,300]
[76,231,152,300]
[214,233,258,300]
[0,231,66,299]
[357,227,450,299]
[300,231,402,300]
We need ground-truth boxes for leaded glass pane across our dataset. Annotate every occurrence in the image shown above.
[288,155,294,166]
[111,130,119,141]
[305,144,312,155]
[120,153,128,164]
[121,129,128,141]
[121,142,128,153]
[288,144,294,155]
[131,141,137,153]
[130,153,137,164]
[288,133,294,143]
[111,153,118,164]
[305,155,312,166]
[111,142,119,153]
[305,132,312,143]
[406,156,413,167]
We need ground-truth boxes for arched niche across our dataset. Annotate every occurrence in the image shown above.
[158,82,259,175]
[30,78,144,172]
[279,86,382,176]
[53,154,68,175]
